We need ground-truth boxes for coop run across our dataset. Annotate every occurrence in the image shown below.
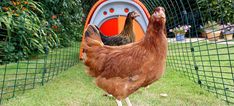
[0,0,233,104]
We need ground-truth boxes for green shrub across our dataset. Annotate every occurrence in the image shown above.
[39,0,83,47]
[198,0,233,23]
[0,0,58,62]
[0,0,83,62]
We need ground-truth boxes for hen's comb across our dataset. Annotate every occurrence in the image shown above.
[154,7,165,12]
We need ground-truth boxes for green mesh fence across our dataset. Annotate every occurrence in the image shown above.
[0,0,82,103]
[0,41,80,103]
[141,0,234,104]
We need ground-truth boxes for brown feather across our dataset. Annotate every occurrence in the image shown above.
[83,7,167,100]
[100,11,139,46]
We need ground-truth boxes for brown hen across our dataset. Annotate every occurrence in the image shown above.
[83,7,167,106]
[98,11,140,46]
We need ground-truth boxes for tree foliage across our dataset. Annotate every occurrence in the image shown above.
[0,0,83,62]
[198,0,233,23]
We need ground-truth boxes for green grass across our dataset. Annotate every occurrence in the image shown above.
[0,42,80,100]
[167,39,234,103]
[3,63,227,106]
[1,39,233,105]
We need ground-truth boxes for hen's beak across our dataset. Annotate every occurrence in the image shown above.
[132,11,140,18]
[133,12,140,18]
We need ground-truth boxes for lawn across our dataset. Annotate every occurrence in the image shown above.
[167,39,234,103]
[0,42,80,101]
[2,62,227,106]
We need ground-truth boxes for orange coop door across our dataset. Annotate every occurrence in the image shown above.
[80,0,150,59]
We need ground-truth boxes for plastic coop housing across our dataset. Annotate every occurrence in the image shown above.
[80,0,150,58]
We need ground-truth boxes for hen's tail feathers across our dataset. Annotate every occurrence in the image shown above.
[84,25,104,48]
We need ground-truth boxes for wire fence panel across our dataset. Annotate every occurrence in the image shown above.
[141,0,234,104]
[0,37,80,103]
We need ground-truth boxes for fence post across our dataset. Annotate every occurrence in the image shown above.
[41,45,49,86]
[182,10,202,86]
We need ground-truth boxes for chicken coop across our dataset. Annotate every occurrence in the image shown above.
[81,0,234,104]
[79,0,151,58]
[0,0,233,105]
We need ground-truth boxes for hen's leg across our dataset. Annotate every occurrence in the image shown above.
[125,97,132,106]
[115,99,122,106]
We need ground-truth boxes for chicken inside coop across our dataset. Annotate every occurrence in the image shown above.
[97,11,140,46]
